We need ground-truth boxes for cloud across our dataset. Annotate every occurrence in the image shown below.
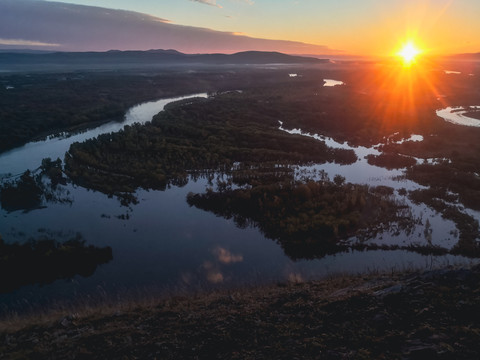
[190,0,222,8]
[202,261,224,284]
[0,38,60,47]
[213,247,243,264]
[0,0,340,55]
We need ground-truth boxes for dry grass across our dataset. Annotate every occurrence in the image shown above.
[0,270,401,334]
[3,266,480,359]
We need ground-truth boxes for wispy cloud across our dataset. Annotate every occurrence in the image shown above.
[190,0,222,8]
[0,38,60,47]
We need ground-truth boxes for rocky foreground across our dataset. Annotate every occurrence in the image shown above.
[2,266,480,359]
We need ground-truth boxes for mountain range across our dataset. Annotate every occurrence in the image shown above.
[0,49,327,71]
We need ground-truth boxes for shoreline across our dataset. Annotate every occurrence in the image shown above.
[2,264,480,358]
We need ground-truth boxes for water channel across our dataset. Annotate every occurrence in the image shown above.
[0,86,477,314]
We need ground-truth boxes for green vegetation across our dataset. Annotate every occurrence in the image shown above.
[0,234,112,293]
[406,162,480,211]
[366,73,480,255]
[379,131,480,256]
[65,92,356,195]
[409,188,480,257]
[4,64,480,261]
[61,67,480,259]
[0,72,151,152]
[366,153,417,170]
[378,113,480,212]
[0,171,43,211]
[0,158,70,212]
[0,69,312,153]
[187,178,413,259]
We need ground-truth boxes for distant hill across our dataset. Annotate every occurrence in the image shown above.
[1,0,340,55]
[0,50,328,71]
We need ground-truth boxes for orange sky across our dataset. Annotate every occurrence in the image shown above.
[235,0,480,56]
[3,0,480,55]
[53,0,480,55]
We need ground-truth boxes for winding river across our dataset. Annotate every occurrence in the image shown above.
[0,91,476,314]
[436,106,480,127]
[0,94,208,178]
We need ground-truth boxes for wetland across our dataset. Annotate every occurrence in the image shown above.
[1,61,480,316]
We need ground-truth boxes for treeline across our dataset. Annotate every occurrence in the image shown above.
[187,179,412,260]
[0,72,152,152]
[0,158,70,212]
[0,234,112,293]
[366,153,417,170]
[375,100,480,245]
[0,171,43,212]
[407,162,480,211]
[0,68,314,153]
[65,93,356,195]
[409,187,480,256]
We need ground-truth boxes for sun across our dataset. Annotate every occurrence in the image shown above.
[397,42,421,66]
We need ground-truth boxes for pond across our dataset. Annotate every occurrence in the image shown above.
[0,89,476,315]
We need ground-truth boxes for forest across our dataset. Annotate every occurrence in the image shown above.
[58,65,480,259]
[0,158,69,212]
[0,68,319,152]
[64,91,357,195]
[3,64,480,261]
[187,176,416,259]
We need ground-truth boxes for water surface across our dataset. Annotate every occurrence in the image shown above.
[0,93,208,177]
[323,79,345,87]
[0,91,476,313]
[436,106,480,127]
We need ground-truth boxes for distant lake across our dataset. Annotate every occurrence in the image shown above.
[0,86,475,314]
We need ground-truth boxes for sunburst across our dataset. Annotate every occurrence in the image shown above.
[397,42,421,66]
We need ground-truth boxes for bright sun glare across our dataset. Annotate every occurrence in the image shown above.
[397,42,421,66]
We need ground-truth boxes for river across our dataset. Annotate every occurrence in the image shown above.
[0,91,476,314]
[436,106,480,127]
